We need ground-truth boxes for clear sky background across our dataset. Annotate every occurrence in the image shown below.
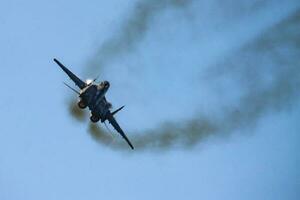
[0,0,299,200]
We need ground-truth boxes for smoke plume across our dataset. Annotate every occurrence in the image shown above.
[88,22,300,151]
[85,0,192,74]
[67,99,87,122]
[67,1,300,152]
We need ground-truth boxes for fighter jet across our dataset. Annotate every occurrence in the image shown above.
[54,58,134,149]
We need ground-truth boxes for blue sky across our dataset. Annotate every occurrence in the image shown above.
[0,0,299,199]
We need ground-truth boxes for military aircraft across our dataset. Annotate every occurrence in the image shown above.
[54,58,134,149]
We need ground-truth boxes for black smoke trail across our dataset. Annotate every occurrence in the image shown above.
[87,11,300,151]
[66,1,300,152]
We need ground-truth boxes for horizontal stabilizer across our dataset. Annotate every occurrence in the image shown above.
[112,106,125,116]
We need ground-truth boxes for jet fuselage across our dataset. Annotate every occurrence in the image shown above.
[54,58,134,149]
[79,81,110,119]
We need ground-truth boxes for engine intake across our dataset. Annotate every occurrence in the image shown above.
[90,115,100,123]
[78,100,87,109]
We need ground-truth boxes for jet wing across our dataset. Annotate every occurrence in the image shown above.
[107,113,134,150]
[54,58,87,89]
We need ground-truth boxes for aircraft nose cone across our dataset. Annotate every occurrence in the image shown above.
[104,81,110,88]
